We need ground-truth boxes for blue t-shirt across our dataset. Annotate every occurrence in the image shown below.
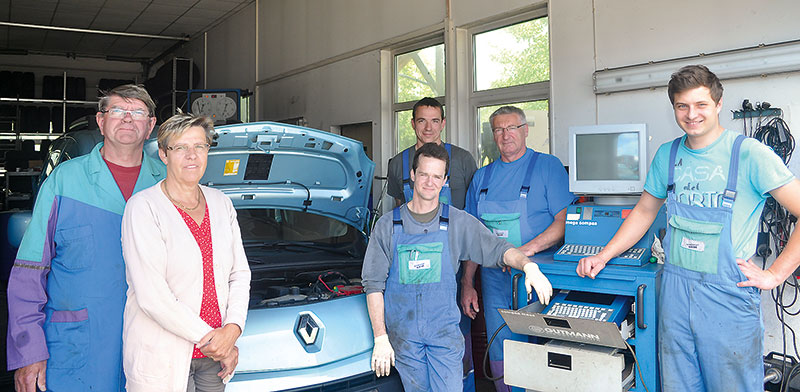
[466,149,575,242]
[644,130,794,258]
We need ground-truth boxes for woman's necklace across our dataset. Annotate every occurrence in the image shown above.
[164,182,202,211]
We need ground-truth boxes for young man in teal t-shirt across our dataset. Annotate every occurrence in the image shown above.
[577,65,800,392]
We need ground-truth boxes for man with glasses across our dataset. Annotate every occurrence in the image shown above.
[461,105,573,392]
[7,84,166,391]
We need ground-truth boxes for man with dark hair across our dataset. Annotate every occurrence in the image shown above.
[387,97,477,209]
[7,84,166,391]
[578,64,800,391]
[462,105,574,392]
[363,142,552,392]
[385,96,479,390]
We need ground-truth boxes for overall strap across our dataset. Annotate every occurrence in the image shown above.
[439,203,450,231]
[478,161,495,201]
[444,143,452,176]
[402,148,412,194]
[392,206,403,234]
[519,151,539,199]
[720,134,747,209]
[666,137,682,194]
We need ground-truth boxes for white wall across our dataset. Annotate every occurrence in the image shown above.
[167,3,257,120]
[551,0,800,166]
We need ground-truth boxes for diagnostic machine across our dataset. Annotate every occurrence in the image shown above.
[501,124,664,392]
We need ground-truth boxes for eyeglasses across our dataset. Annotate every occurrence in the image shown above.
[100,108,150,120]
[167,143,211,155]
[492,124,526,134]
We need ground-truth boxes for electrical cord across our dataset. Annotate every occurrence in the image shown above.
[750,109,798,392]
[483,322,507,382]
[624,340,650,392]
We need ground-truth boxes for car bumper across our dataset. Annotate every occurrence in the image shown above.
[226,351,403,392]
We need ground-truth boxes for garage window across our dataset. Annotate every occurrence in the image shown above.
[393,42,445,153]
[471,12,550,166]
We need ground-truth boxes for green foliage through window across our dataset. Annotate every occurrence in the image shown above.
[475,17,549,91]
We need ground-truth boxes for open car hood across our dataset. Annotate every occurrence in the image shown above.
[202,122,375,230]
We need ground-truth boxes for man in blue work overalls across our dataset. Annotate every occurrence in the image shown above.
[386,97,479,390]
[461,105,574,392]
[362,142,553,391]
[7,85,166,391]
[577,65,800,391]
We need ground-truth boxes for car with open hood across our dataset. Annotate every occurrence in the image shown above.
[201,122,402,391]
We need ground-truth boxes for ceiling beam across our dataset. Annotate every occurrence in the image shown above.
[0,21,190,41]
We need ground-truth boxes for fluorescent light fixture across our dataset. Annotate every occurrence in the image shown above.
[594,40,800,94]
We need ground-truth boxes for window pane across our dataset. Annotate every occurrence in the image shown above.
[477,100,548,167]
[396,110,416,153]
[474,17,549,91]
[395,44,445,103]
[395,109,447,154]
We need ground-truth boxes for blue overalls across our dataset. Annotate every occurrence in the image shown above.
[403,143,453,205]
[384,204,464,391]
[660,135,764,392]
[6,143,165,391]
[476,153,539,392]
[402,142,476,391]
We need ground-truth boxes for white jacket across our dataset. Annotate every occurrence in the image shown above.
[121,181,251,392]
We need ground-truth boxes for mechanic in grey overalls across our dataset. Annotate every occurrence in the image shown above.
[362,142,553,391]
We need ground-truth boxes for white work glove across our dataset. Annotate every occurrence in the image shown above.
[523,262,552,305]
[371,334,395,377]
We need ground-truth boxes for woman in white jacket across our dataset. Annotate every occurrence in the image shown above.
[121,113,251,392]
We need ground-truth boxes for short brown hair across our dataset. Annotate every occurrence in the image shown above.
[98,84,156,117]
[412,142,449,175]
[157,112,215,152]
[412,97,444,120]
[668,65,723,104]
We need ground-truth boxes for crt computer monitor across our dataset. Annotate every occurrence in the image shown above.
[568,124,647,195]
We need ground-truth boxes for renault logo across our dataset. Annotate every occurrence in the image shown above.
[296,314,319,345]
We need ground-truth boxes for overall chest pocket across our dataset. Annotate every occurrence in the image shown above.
[668,215,723,274]
[54,225,95,270]
[396,242,443,285]
[480,212,522,247]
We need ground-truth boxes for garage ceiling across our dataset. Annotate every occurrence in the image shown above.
[0,0,253,62]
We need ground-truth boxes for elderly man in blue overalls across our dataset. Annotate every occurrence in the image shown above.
[461,105,574,392]
[578,65,800,391]
[362,142,553,391]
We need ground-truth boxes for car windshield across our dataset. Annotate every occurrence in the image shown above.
[237,208,360,245]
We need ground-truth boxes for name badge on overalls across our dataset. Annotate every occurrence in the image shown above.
[680,237,706,252]
[492,228,509,239]
[408,250,431,270]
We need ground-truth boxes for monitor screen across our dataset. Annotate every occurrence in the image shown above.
[569,124,647,195]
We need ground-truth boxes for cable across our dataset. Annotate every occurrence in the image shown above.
[482,322,507,382]
[624,340,650,392]
[751,109,800,391]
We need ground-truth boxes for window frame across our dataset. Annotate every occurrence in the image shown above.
[392,37,446,153]
[468,9,551,163]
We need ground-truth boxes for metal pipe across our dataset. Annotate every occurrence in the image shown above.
[0,21,190,41]
[764,367,781,384]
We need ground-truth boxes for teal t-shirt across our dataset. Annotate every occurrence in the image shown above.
[644,130,794,259]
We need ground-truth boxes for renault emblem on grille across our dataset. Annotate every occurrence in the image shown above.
[296,314,319,345]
